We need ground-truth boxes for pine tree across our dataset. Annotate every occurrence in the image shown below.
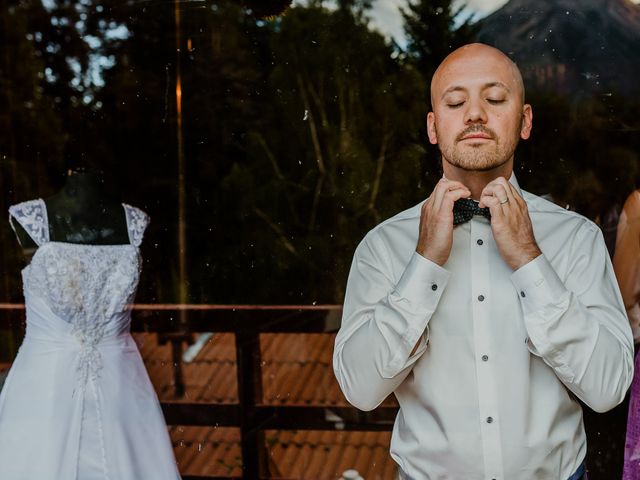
[402,0,477,85]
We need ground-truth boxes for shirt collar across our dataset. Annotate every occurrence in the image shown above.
[440,172,523,198]
[508,172,523,197]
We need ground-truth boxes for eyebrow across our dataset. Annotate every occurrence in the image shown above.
[440,82,511,100]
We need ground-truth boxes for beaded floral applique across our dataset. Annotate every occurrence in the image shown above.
[29,243,141,386]
[123,204,149,247]
[8,199,49,246]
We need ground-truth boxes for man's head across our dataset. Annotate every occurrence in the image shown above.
[427,43,532,175]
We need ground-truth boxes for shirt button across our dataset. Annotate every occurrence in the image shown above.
[481,355,489,362]
[486,416,494,424]
[520,291,526,298]
[431,284,438,291]
[478,295,485,302]
[477,239,483,246]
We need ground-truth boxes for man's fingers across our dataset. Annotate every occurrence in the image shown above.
[429,179,448,211]
[480,177,515,208]
[479,188,499,208]
[494,177,517,205]
[480,183,509,207]
[479,193,504,218]
[443,187,472,208]
[431,179,470,211]
[505,180,525,207]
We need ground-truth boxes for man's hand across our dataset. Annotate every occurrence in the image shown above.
[417,178,471,266]
[479,177,541,270]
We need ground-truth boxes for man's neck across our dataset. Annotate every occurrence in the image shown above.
[443,162,514,201]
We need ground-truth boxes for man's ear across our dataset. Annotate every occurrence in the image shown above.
[520,104,533,140]
[427,112,438,145]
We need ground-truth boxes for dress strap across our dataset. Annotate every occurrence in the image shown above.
[8,199,50,247]
[122,204,150,247]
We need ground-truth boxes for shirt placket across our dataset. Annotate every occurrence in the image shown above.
[470,219,505,480]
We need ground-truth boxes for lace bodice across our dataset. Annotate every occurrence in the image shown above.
[8,199,149,384]
[26,242,141,331]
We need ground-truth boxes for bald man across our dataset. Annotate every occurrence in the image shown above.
[333,44,633,480]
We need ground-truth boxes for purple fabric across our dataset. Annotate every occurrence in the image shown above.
[624,351,640,479]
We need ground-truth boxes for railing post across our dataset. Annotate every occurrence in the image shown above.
[170,337,186,398]
[236,330,268,479]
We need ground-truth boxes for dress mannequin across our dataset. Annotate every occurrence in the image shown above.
[1,170,181,479]
[12,168,129,250]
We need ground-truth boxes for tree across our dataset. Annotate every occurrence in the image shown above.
[216,3,427,302]
[0,0,66,359]
[402,0,477,86]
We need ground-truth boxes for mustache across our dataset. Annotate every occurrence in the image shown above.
[456,125,496,141]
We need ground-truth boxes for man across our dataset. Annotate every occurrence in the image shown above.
[333,43,634,480]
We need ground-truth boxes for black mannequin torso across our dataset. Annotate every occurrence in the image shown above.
[12,169,130,252]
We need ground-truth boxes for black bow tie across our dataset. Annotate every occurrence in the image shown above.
[453,198,491,225]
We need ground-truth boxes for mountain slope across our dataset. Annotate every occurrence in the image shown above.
[476,0,640,96]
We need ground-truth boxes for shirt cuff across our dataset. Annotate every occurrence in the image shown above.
[511,254,567,316]
[394,252,451,310]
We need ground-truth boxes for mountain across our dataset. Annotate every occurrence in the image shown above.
[476,0,640,97]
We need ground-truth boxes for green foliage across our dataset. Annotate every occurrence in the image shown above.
[220,3,428,301]
[0,0,66,302]
[3,0,639,306]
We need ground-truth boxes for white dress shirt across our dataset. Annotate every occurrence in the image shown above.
[333,176,634,480]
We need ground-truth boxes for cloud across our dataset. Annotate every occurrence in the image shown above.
[367,0,407,45]
[368,0,506,44]
[366,0,490,45]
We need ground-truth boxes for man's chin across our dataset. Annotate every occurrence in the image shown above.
[446,156,509,173]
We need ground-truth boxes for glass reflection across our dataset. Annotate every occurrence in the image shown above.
[0,0,639,478]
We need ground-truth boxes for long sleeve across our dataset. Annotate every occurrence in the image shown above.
[333,235,450,411]
[613,190,640,343]
[511,222,634,412]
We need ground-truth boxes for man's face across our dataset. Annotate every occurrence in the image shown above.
[427,45,532,172]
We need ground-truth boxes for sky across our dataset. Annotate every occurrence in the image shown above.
[366,0,505,44]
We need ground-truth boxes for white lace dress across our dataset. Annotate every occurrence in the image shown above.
[0,199,181,480]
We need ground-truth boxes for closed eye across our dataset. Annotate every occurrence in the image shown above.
[447,102,464,109]
[487,99,505,105]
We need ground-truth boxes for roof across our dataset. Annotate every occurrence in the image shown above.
[168,426,396,479]
[135,332,398,478]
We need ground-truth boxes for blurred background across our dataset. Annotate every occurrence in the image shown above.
[1,0,639,478]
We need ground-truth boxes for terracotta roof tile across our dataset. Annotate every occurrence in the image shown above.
[264,430,396,480]
[135,332,398,478]
[171,426,242,477]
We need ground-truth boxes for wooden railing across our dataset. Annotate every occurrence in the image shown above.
[0,304,398,480]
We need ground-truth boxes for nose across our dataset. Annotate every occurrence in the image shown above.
[464,97,488,124]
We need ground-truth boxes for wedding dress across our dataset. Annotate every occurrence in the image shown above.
[0,198,181,480]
